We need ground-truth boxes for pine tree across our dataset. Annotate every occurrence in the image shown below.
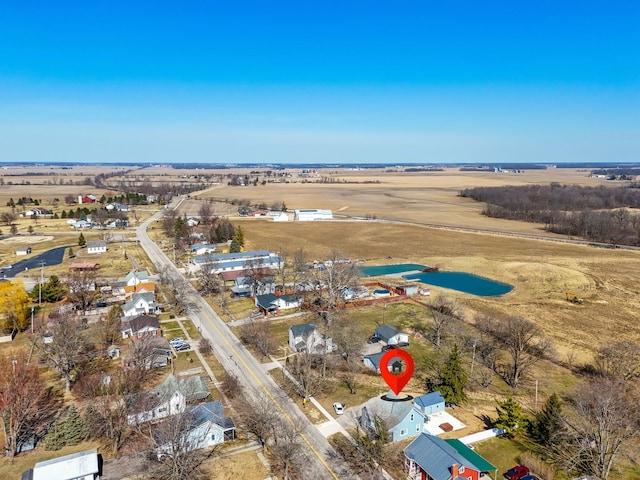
[68,247,74,258]
[530,392,563,446]
[61,210,67,218]
[229,238,242,253]
[78,232,86,247]
[63,405,85,446]
[437,344,468,404]
[43,419,66,450]
[495,394,526,438]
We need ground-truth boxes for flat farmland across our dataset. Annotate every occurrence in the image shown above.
[237,219,640,364]
[198,167,614,235]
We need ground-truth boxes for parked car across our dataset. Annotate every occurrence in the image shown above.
[174,342,191,352]
[381,344,398,352]
[367,335,380,344]
[169,337,185,345]
[520,475,539,480]
[96,301,107,308]
[333,402,344,415]
[0,265,12,270]
[504,465,530,480]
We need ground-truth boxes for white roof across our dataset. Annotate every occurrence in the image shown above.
[33,448,99,480]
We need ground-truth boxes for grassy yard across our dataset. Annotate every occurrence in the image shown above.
[181,319,202,340]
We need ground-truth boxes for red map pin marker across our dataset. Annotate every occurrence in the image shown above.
[379,349,414,395]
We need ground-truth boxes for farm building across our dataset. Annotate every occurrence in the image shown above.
[193,250,283,274]
[16,246,32,256]
[86,240,107,254]
[25,448,101,480]
[375,325,409,346]
[293,209,333,221]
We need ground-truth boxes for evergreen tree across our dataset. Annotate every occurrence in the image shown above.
[68,247,75,258]
[229,238,242,253]
[63,405,85,446]
[43,419,66,451]
[529,393,563,446]
[436,344,468,404]
[78,232,86,247]
[61,210,67,218]
[495,394,526,438]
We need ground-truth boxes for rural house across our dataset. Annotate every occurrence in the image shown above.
[121,270,151,287]
[359,392,447,442]
[86,240,107,254]
[288,323,335,353]
[121,314,162,339]
[127,374,209,425]
[23,448,102,480]
[154,400,235,458]
[363,352,403,374]
[189,243,217,255]
[375,325,409,346]
[256,293,302,315]
[404,433,496,480]
[121,292,160,318]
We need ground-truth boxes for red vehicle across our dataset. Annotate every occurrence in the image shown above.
[504,465,530,480]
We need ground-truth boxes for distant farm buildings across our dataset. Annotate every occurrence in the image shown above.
[294,209,333,221]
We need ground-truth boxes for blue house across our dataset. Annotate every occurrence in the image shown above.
[359,391,446,442]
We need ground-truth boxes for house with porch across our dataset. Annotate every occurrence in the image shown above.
[121,292,160,317]
[404,433,497,480]
[288,323,335,353]
[121,314,162,339]
[154,400,235,458]
[190,243,217,255]
[256,293,302,315]
[127,374,209,425]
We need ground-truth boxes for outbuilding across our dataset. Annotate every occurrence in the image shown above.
[16,246,32,256]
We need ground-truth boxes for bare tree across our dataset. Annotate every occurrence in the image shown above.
[83,394,130,456]
[275,245,289,293]
[99,305,123,348]
[0,352,58,459]
[197,202,213,225]
[288,351,325,401]
[331,316,365,394]
[307,251,360,326]
[240,320,275,358]
[478,315,552,388]
[559,377,640,480]
[238,393,279,447]
[149,408,219,480]
[427,294,461,348]
[595,339,640,381]
[65,269,98,313]
[290,248,308,290]
[268,416,306,480]
[195,258,223,297]
[38,317,90,392]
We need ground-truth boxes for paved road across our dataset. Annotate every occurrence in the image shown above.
[136,197,355,480]
[1,245,69,278]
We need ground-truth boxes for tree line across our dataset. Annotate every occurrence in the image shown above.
[459,184,640,245]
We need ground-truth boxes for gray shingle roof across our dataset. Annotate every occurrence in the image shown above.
[375,325,401,342]
[290,322,317,338]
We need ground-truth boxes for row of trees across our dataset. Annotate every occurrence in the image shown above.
[460,184,640,245]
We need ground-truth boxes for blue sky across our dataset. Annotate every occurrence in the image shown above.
[0,1,638,164]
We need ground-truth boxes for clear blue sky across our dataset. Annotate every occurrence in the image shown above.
[0,1,638,164]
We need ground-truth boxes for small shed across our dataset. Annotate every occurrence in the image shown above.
[86,240,107,254]
[16,246,32,256]
[375,325,409,346]
[396,284,419,295]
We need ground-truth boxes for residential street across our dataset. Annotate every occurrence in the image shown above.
[136,199,356,480]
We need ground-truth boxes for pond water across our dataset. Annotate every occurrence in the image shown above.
[403,271,513,297]
[360,263,426,277]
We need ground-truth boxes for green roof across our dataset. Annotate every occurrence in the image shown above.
[445,439,497,472]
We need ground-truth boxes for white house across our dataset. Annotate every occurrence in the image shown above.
[293,209,333,221]
[120,314,162,339]
[122,292,160,317]
[154,401,235,458]
[375,325,410,346]
[288,322,335,353]
[86,240,107,254]
[28,448,101,480]
[127,375,209,425]
[190,243,217,255]
[122,270,151,287]
[256,293,302,315]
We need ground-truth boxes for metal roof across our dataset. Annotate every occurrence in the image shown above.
[404,433,479,480]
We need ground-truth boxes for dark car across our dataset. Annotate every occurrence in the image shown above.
[520,475,539,480]
[381,344,398,352]
[367,335,380,344]
[504,465,530,480]
[173,342,191,351]
[96,301,107,308]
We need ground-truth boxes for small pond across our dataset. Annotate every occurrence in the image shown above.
[403,271,513,297]
[360,263,426,277]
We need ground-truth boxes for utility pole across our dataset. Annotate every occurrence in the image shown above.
[39,261,45,307]
[31,306,35,334]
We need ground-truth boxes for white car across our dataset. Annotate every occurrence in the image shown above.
[333,402,344,415]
